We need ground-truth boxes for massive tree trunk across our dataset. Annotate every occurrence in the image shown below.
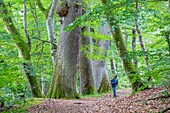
[93,58,110,93]
[0,1,42,97]
[79,27,95,95]
[101,0,143,93]
[36,0,57,63]
[47,0,82,99]
[92,24,110,93]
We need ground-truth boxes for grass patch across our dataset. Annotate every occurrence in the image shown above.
[2,98,45,113]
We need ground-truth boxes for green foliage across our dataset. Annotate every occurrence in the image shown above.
[0,0,53,109]
[3,98,44,113]
[83,31,111,40]
[0,0,169,109]
[80,44,106,61]
[117,75,131,90]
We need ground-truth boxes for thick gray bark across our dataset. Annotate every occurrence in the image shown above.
[79,27,95,95]
[92,24,110,93]
[47,0,82,98]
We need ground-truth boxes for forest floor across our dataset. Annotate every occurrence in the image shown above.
[27,87,170,113]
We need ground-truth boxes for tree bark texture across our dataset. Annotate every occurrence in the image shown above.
[47,0,82,99]
[0,1,42,97]
[79,27,95,95]
[101,0,143,93]
[92,24,110,93]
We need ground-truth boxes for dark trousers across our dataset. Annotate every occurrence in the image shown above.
[112,86,116,97]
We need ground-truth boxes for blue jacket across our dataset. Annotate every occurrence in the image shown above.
[111,78,118,87]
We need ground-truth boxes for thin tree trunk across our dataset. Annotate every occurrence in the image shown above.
[47,0,82,99]
[46,0,58,62]
[110,58,117,75]
[101,0,143,93]
[0,1,42,97]
[23,0,31,48]
[29,0,41,43]
[79,27,95,95]
[135,1,149,68]
[36,0,57,63]
[165,31,170,55]
[41,75,45,96]
[132,28,138,69]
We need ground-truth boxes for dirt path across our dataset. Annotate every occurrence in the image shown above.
[28,88,170,113]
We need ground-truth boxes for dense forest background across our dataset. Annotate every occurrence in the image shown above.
[0,0,170,109]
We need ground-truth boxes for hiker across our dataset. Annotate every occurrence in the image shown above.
[111,75,118,97]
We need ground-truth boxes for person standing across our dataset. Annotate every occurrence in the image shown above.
[111,75,118,97]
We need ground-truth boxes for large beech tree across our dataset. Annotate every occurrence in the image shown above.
[92,24,110,93]
[0,0,42,97]
[79,27,95,95]
[47,0,82,98]
[79,6,95,95]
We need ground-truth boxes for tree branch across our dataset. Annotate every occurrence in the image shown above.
[0,0,30,60]
[29,0,41,39]
[36,0,48,17]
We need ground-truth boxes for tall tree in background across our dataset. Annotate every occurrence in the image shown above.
[79,4,95,95]
[79,26,95,95]
[0,0,42,97]
[47,0,82,98]
[92,24,110,93]
[101,0,143,93]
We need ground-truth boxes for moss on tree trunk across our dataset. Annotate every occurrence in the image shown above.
[98,73,110,93]
[47,0,82,99]
[101,0,143,93]
[0,1,42,97]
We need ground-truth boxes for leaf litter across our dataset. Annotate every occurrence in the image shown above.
[28,87,170,113]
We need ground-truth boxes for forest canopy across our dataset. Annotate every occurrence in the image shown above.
[0,0,169,111]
